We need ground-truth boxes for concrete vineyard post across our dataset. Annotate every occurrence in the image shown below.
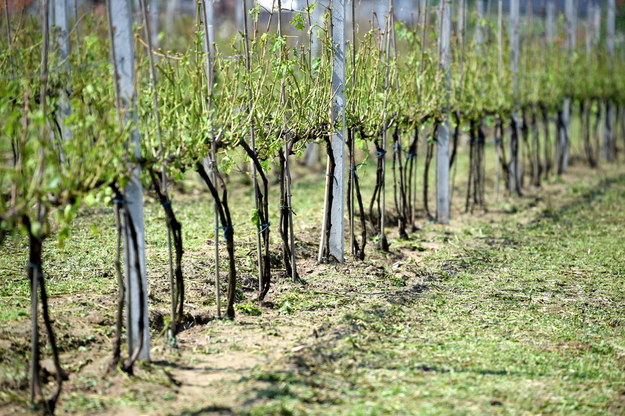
[607,0,615,62]
[458,0,465,46]
[206,0,214,52]
[546,0,554,44]
[53,0,71,151]
[561,0,576,173]
[592,1,600,47]
[509,0,521,195]
[110,0,150,361]
[605,0,615,161]
[150,0,159,47]
[236,0,245,33]
[330,0,346,262]
[418,0,426,23]
[476,0,484,46]
[166,0,179,38]
[436,0,451,224]
[53,0,69,62]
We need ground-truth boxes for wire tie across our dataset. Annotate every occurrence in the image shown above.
[324,172,338,185]
[216,225,233,239]
[258,223,271,234]
[280,206,297,216]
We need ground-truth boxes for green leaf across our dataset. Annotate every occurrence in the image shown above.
[290,13,305,31]
[251,209,260,227]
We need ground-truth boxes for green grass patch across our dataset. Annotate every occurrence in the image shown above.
[245,174,625,416]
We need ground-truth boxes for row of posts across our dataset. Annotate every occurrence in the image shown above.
[47,0,617,362]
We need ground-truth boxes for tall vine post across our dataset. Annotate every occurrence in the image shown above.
[605,0,616,161]
[108,0,150,362]
[528,0,542,187]
[581,1,598,168]
[330,0,346,261]
[592,2,602,163]
[53,0,71,156]
[150,0,159,46]
[436,0,451,224]
[319,0,346,262]
[559,0,576,174]
[165,0,179,41]
[494,0,505,199]
[543,0,555,179]
[345,0,367,259]
[414,0,428,222]
[509,0,522,196]
[348,0,355,257]
[476,0,487,207]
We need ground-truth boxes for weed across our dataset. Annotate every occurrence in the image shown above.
[235,302,262,316]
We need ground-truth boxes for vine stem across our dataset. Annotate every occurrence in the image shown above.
[139,0,183,338]
[108,191,125,372]
[242,0,270,296]
[349,0,356,257]
[379,0,393,251]
[200,0,221,318]
[107,0,150,364]
[196,163,236,319]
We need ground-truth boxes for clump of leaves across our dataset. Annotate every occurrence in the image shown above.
[235,302,262,316]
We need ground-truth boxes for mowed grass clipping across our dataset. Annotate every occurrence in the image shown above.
[243,175,625,416]
[1,168,624,416]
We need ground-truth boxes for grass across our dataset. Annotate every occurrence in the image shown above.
[241,172,625,415]
[1,134,624,414]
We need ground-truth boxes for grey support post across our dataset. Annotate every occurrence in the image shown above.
[53,0,71,149]
[436,0,451,224]
[605,0,615,161]
[561,0,576,173]
[330,0,346,261]
[110,0,150,361]
[509,0,521,195]
[546,0,554,44]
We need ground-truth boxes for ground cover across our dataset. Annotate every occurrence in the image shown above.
[1,161,624,415]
